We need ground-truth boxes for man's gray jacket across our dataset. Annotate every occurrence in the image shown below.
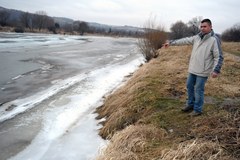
[170,30,224,77]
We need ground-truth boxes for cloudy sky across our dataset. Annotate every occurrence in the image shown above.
[0,0,239,33]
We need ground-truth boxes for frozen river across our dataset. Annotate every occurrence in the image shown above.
[0,33,144,160]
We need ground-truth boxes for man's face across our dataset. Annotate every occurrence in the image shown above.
[200,22,212,34]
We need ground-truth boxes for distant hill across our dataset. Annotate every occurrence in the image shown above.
[0,6,144,34]
[87,22,144,33]
[52,17,74,25]
[0,6,23,21]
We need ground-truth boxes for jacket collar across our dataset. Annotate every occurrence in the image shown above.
[198,30,214,40]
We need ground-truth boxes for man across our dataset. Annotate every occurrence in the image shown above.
[163,19,223,116]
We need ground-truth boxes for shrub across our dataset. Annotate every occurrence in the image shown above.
[138,16,167,62]
[14,26,24,33]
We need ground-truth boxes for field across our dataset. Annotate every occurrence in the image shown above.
[96,42,240,160]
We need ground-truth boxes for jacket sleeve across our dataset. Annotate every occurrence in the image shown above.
[212,36,224,73]
[169,36,195,46]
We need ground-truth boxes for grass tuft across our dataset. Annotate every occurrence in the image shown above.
[97,125,167,160]
[160,139,235,160]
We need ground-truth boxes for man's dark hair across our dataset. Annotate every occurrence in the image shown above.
[201,19,212,26]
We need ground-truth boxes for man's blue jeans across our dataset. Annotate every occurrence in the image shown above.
[186,73,208,113]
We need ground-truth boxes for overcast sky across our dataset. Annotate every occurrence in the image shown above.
[0,0,239,33]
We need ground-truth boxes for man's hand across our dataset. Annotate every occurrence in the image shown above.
[162,42,169,48]
[211,72,219,78]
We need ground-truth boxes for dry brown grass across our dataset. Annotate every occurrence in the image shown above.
[160,139,235,160]
[96,43,240,159]
[206,49,240,98]
[190,103,240,158]
[0,26,14,32]
[222,42,240,56]
[97,125,167,160]
[96,46,190,139]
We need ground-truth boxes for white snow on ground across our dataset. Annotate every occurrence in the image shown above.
[8,57,144,160]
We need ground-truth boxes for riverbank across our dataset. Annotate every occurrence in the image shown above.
[0,26,136,37]
[96,43,240,159]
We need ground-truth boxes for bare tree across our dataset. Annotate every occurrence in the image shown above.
[73,21,79,33]
[138,15,167,62]
[46,17,56,33]
[46,17,54,27]
[20,12,32,29]
[170,21,189,39]
[0,10,10,26]
[62,23,73,33]
[78,21,89,35]
[73,21,89,35]
[32,11,49,31]
[187,16,202,35]
[55,23,60,29]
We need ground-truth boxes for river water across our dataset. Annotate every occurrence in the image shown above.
[0,33,144,160]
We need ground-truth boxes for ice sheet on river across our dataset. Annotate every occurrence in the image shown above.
[8,58,143,160]
[0,33,144,160]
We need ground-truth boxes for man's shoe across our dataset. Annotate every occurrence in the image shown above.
[181,106,193,112]
[189,111,202,117]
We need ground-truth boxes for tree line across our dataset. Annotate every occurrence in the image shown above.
[0,9,142,37]
[138,16,240,62]
[0,9,94,35]
[221,24,240,42]
[1,8,239,41]
[169,17,240,42]
[0,10,57,33]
